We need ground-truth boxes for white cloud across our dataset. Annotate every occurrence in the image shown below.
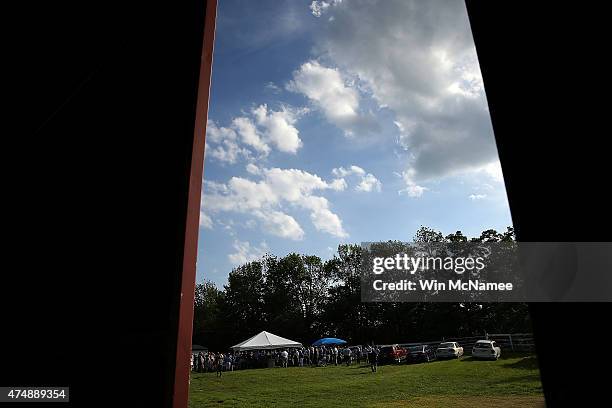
[199,211,213,229]
[482,161,505,183]
[202,167,349,239]
[311,0,500,195]
[310,0,342,18]
[332,165,365,177]
[206,104,305,165]
[232,116,270,155]
[207,120,237,143]
[245,163,261,175]
[356,173,382,192]
[206,121,249,165]
[398,169,427,198]
[287,61,374,136]
[254,209,305,240]
[329,178,347,191]
[469,194,487,200]
[399,182,427,198]
[331,165,381,192]
[207,140,246,165]
[302,195,346,237]
[265,82,281,93]
[252,104,302,153]
[228,240,268,266]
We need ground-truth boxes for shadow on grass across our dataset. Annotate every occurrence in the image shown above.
[459,353,538,364]
[487,373,543,386]
[501,356,540,370]
[459,356,495,362]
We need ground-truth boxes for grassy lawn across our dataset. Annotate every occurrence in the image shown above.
[188,353,544,407]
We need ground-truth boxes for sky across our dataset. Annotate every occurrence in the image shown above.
[196,0,513,288]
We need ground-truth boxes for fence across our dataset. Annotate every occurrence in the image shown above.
[397,332,535,354]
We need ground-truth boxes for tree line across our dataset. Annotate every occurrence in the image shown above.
[193,226,531,351]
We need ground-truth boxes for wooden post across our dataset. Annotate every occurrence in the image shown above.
[173,1,218,408]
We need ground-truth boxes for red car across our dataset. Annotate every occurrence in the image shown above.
[379,344,407,364]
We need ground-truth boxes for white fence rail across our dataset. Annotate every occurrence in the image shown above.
[397,332,535,354]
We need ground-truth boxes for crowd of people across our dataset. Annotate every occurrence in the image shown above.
[191,345,381,376]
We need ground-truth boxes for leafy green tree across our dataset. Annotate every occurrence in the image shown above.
[220,260,267,346]
[193,226,531,350]
[192,280,223,349]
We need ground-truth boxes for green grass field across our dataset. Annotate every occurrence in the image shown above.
[189,353,544,407]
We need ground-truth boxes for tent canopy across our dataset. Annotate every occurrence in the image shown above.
[312,337,347,346]
[231,331,302,351]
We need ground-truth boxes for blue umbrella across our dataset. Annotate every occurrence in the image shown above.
[312,337,347,346]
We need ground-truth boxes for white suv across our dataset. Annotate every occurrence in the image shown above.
[436,342,464,359]
[471,340,501,360]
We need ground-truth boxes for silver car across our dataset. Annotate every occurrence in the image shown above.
[435,342,464,359]
[471,340,501,360]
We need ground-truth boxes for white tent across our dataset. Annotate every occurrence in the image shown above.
[231,331,302,351]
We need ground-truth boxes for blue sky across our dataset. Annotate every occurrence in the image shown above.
[197,0,513,288]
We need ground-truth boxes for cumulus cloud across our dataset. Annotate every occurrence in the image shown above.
[205,121,249,165]
[310,0,342,18]
[205,104,304,164]
[311,0,500,195]
[328,178,347,191]
[228,240,269,266]
[332,165,382,192]
[254,209,305,240]
[397,169,428,198]
[202,167,349,239]
[356,173,382,192]
[287,60,375,136]
[231,116,270,155]
[252,104,303,153]
[481,161,505,183]
[199,211,213,229]
[245,163,261,175]
[332,165,365,178]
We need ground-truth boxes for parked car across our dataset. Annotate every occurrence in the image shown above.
[435,342,464,359]
[379,344,408,364]
[406,345,436,363]
[471,340,501,360]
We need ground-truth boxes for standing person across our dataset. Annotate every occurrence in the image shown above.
[281,349,289,368]
[199,352,205,373]
[298,348,304,367]
[368,346,379,373]
[216,353,224,377]
[333,346,339,366]
[344,347,352,366]
[208,353,215,372]
[234,353,241,371]
[224,353,232,372]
